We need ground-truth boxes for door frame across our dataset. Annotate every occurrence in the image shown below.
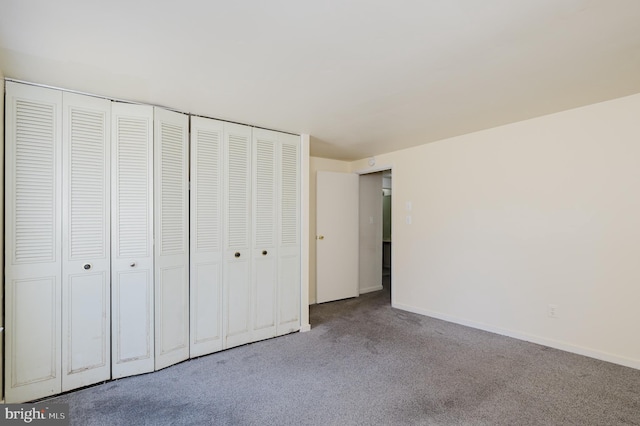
[354,164,394,306]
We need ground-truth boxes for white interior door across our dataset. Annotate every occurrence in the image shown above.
[154,107,189,370]
[277,134,301,335]
[223,122,253,349]
[61,92,111,391]
[111,102,155,379]
[251,129,278,342]
[316,171,359,303]
[190,116,224,357]
[4,82,62,403]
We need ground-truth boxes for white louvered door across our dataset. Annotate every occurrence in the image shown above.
[251,129,278,341]
[277,134,301,335]
[111,103,155,379]
[154,108,190,370]
[4,82,62,403]
[190,117,224,357]
[223,123,253,349]
[61,92,111,391]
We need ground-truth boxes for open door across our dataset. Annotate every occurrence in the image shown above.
[316,171,359,303]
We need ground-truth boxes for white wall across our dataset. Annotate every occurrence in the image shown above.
[350,93,640,369]
[308,157,351,304]
[358,173,383,294]
[1,71,5,400]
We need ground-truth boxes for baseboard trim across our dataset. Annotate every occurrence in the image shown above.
[300,324,311,332]
[360,285,383,294]
[393,302,640,371]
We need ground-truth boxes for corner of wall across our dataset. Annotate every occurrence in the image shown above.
[300,135,310,329]
[1,70,5,402]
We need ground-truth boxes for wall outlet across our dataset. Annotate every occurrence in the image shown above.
[548,304,558,318]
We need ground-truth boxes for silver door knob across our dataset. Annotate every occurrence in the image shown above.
[130,262,136,267]
[83,263,92,270]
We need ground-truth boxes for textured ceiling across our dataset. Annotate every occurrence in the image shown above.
[2,0,640,160]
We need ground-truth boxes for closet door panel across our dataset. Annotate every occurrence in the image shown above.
[278,254,301,334]
[253,255,277,339]
[223,123,252,349]
[191,262,222,354]
[224,254,251,345]
[252,129,278,341]
[116,270,153,360]
[111,103,154,379]
[190,117,224,357]
[4,82,62,403]
[277,135,301,335]
[61,92,111,391]
[154,108,189,370]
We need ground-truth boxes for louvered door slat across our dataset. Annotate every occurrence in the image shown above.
[254,139,276,247]
[195,129,220,250]
[13,100,57,264]
[190,117,224,357]
[62,92,111,392]
[111,103,155,379]
[5,82,62,403]
[227,135,250,249]
[154,108,189,370]
[116,117,151,257]
[280,142,300,246]
[159,122,185,254]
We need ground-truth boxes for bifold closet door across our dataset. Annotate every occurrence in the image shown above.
[190,117,224,357]
[277,134,301,335]
[251,129,278,341]
[224,123,253,349]
[154,107,190,370]
[61,92,111,391]
[4,82,62,403]
[111,103,155,379]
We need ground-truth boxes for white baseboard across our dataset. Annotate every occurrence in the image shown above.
[393,302,640,371]
[360,285,383,294]
[300,323,311,332]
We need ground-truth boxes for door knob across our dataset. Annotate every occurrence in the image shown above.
[130,262,136,268]
[83,263,92,270]
[262,250,268,256]
[235,252,241,258]
[317,235,324,240]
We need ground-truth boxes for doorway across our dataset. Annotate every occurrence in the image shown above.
[382,171,392,296]
[358,169,392,300]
